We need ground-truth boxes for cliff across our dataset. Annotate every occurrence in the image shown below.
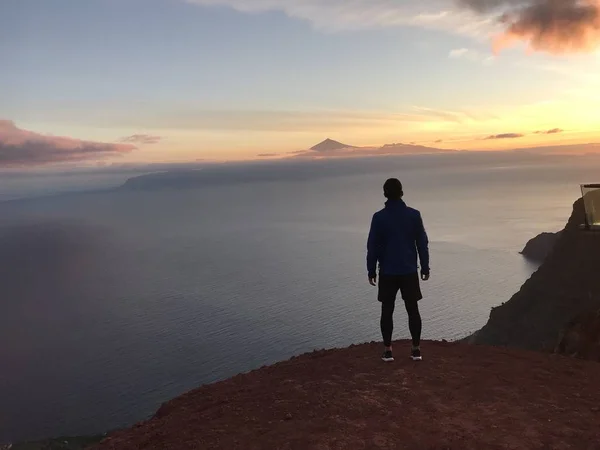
[519,231,560,262]
[472,195,600,354]
[91,340,600,450]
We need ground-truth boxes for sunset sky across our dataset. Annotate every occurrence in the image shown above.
[2,0,600,166]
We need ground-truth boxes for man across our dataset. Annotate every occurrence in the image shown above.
[367,178,430,362]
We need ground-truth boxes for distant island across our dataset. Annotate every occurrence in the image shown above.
[309,138,356,152]
[119,139,458,191]
[301,138,454,158]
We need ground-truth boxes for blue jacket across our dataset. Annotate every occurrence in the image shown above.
[367,199,430,278]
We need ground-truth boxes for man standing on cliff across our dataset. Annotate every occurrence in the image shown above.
[367,178,430,362]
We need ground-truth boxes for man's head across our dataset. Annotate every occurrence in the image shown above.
[383,178,403,200]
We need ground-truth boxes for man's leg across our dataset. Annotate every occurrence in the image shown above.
[398,273,423,355]
[380,300,396,349]
[404,300,422,348]
[378,275,399,352]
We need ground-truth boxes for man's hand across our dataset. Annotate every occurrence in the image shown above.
[421,271,430,281]
[368,276,377,287]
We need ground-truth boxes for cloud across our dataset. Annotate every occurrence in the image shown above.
[448,47,495,64]
[411,106,496,123]
[95,107,494,132]
[449,48,470,58]
[484,132,524,139]
[257,153,279,157]
[457,0,525,13]
[435,139,444,143]
[185,0,493,38]
[0,120,136,167]
[186,0,600,54]
[458,0,600,54]
[534,128,564,134]
[120,134,162,145]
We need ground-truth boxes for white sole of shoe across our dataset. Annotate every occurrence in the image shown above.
[411,356,423,361]
[382,357,394,362]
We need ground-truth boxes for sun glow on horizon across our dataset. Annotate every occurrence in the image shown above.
[3,0,600,167]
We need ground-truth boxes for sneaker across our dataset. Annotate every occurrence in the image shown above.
[411,348,422,361]
[381,350,394,362]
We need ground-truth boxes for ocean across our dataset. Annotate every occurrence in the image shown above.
[1,152,597,442]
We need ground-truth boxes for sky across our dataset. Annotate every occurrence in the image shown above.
[2,0,600,167]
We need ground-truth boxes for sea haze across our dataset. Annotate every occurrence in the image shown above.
[1,152,598,442]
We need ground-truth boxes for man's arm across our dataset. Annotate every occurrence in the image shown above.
[416,212,430,279]
[366,214,381,283]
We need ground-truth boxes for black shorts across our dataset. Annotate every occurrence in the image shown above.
[378,273,423,304]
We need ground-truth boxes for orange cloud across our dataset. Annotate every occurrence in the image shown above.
[461,0,600,54]
[0,120,136,167]
[534,128,564,134]
[484,132,524,140]
[497,0,600,54]
[120,134,162,145]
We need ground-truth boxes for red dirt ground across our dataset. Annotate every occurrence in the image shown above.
[93,341,600,450]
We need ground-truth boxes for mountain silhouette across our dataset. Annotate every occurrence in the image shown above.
[310,139,355,152]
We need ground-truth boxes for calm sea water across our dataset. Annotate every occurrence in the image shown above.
[1,153,598,442]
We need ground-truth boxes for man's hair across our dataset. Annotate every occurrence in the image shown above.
[383,178,403,200]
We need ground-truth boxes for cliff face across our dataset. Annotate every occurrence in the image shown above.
[472,196,600,353]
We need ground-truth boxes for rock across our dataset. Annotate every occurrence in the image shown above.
[555,309,600,361]
[520,232,560,262]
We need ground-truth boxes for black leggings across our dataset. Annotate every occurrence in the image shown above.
[381,300,422,348]
[378,273,423,347]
